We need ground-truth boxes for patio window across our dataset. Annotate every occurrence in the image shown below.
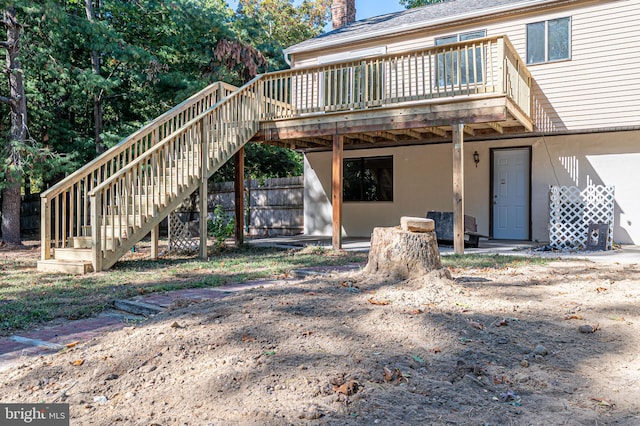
[343,156,393,202]
[526,17,571,64]
[435,30,486,87]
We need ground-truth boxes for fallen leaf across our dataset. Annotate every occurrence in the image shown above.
[301,331,312,337]
[332,379,360,396]
[432,347,441,354]
[407,309,423,315]
[65,341,80,348]
[70,359,84,366]
[242,334,256,342]
[368,298,390,306]
[564,314,584,320]
[469,321,485,330]
[595,287,608,293]
[590,397,614,407]
[607,316,625,322]
[383,367,394,382]
[493,375,510,385]
[495,319,509,327]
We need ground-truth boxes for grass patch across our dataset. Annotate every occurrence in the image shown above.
[442,254,554,269]
[0,245,367,335]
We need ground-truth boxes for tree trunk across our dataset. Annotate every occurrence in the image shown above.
[85,0,105,154]
[364,227,442,280]
[1,7,26,245]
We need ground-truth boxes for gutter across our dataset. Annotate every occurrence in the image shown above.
[284,0,575,56]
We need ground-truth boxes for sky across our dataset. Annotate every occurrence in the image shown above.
[226,1,406,23]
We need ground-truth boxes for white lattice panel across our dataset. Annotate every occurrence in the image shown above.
[549,185,614,250]
[168,212,199,254]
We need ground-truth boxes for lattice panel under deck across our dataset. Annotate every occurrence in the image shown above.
[168,212,199,254]
[549,185,614,250]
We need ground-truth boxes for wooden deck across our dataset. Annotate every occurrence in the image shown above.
[38,35,533,272]
[254,35,532,149]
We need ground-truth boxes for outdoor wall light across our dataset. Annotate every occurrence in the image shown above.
[473,151,480,167]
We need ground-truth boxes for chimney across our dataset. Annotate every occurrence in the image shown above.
[331,0,356,30]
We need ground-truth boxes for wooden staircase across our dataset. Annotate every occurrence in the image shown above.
[38,78,264,273]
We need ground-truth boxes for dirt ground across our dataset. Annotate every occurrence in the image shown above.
[1,244,640,425]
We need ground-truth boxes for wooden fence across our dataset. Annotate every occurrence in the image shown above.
[178,176,303,237]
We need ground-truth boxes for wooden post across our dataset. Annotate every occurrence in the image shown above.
[151,224,159,260]
[452,123,465,255]
[234,147,245,246]
[90,192,103,272]
[41,197,51,260]
[199,118,209,259]
[332,134,343,250]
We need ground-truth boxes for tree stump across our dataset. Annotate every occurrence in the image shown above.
[364,226,442,280]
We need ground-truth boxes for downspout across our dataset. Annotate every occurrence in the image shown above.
[283,51,291,67]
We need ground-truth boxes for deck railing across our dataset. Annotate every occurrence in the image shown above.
[40,82,237,261]
[88,77,262,270]
[261,35,531,119]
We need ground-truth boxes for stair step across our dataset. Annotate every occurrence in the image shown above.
[104,215,145,227]
[72,236,119,251]
[54,248,93,262]
[37,259,93,275]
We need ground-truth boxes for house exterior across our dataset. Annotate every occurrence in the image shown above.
[283,0,640,246]
[39,0,640,273]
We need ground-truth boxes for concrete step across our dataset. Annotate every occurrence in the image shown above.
[53,248,93,262]
[37,259,93,274]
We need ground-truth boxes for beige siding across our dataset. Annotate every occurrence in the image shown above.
[304,130,640,244]
[291,0,640,132]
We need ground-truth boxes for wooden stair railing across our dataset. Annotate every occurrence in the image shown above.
[87,76,264,271]
[39,82,237,270]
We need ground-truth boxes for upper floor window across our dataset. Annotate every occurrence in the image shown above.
[526,17,571,64]
[435,30,486,87]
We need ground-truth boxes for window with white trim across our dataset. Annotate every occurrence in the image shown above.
[526,17,571,64]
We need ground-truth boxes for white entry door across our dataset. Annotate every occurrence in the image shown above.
[492,148,530,240]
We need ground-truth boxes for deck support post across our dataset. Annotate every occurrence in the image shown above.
[151,224,159,260]
[332,134,343,250]
[452,123,465,255]
[199,117,209,259]
[234,147,245,246]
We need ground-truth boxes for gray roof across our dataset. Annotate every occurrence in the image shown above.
[285,0,559,55]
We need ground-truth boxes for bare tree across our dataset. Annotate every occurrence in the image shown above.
[0,7,26,245]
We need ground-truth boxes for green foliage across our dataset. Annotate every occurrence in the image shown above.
[234,0,330,70]
[2,0,320,195]
[207,205,235,250]
[400,0,449,8]
[214,143,304,183]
